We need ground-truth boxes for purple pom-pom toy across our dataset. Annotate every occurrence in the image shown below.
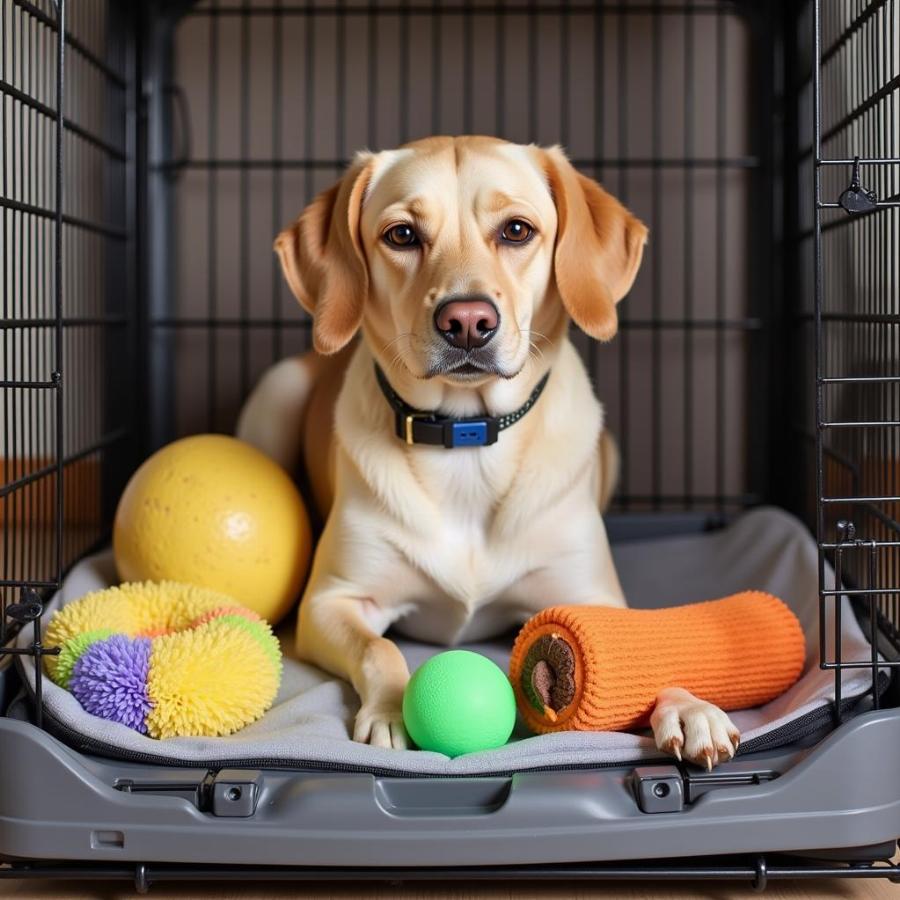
[69,635,153,734]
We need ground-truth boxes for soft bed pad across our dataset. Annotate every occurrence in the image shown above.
[17,507,878,774]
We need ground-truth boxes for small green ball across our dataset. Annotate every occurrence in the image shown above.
[402,650,516,757]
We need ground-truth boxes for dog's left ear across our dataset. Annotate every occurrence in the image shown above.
[540,146,648,342]
[274,153,374,354]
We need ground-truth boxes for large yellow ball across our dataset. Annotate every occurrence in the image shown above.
[113,435,311,624]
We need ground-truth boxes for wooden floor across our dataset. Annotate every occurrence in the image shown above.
[1,871,899,899]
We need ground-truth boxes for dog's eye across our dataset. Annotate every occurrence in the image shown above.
[500,219,534,244]
[383,223,420,248]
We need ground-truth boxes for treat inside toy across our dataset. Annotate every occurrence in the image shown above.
[521,634,576,720]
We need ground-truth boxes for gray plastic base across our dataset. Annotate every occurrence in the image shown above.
[1,709,899,868]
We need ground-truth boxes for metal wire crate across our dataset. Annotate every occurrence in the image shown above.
[1,0,900,886]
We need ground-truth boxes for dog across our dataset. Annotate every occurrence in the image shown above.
[238,136,740,769]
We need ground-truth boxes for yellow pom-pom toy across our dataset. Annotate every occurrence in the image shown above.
[44,582,282,739]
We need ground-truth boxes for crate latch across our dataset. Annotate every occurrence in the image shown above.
[632,765,778,813]
[116,769,264,817]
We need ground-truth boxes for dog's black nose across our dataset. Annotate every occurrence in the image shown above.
[434,299,499,350]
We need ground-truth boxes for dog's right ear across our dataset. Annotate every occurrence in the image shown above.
[275,153,374,355]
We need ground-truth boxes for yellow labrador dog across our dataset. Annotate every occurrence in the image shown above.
[238,136,739,769]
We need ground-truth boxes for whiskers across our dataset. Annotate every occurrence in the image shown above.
[518,327,552,367]
[380,332,419,375]
[380,326,552,382]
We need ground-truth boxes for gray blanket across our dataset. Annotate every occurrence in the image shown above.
[17,506,878,774]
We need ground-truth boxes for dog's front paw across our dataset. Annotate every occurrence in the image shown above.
[650,687,740,770]
[353,698,408,750]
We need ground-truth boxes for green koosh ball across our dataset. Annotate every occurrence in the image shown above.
[402,650,517,757]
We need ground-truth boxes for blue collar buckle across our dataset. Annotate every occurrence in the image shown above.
[378,365,549,450]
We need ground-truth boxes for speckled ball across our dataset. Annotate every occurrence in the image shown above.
[113,434,311,624]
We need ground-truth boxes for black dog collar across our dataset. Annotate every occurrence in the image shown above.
[374,365,550,449]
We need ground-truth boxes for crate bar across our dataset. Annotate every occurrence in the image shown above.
[15,0,24,594]
[616,4,630,510]
[0,317,128,330]
[0,644,63,655]
[714,5,726,513]
[820,422,900,429]
[819,200,900,209]
[820,659,900,670]
[430,0,440,133]
[206,1,219,431]
[271,0,283,362]
[0,579,59,589]
[650,0,661,508]
[11,0,126,88]
[822,540,900,549]
[819,157,900,165]
[399,0,410,142]
[856,501,900,542]
[44,0,66,730]
[336,0,345,160]
[0,78,127,161]
[0,380,60,389]
[2,0,9,644]
[527,0,537,140]
[802,311,900,323]
[794,191,900,239]
[24,0,37,594]
[559,1,569,146]
[186,3,744,16]
[0,429,128,500]
[463,0,473,135]
[586,0,602,410]
[367,1,377,148]
[820,73,900,145]
[0,197,127,240]
[303,0,315,202]
[868,543,881,709]
[239,2,250,400]
[822,587,900,596]
[159,156,761,171]
[819,0,889,67]
[494,0,504,134]
[3,859,899,887]
[682,6,694,510]
[821,496,900,504]
[811,0,829,712]
[150,317,312,329]
[833,537,844,713]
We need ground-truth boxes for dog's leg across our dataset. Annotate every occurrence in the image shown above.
[297,591,410,750]
[650,687,740,771]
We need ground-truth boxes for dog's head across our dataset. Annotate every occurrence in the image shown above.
[275,136,647,385]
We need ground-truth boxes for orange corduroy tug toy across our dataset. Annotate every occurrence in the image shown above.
[509,591,806,735]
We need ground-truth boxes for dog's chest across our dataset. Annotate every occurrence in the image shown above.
[381,449,560,641]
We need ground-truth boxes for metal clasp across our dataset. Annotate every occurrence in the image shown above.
[838,156,877,215]
[404,412,427,445]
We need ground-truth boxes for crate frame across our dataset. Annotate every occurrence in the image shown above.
[1,0,900,885]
